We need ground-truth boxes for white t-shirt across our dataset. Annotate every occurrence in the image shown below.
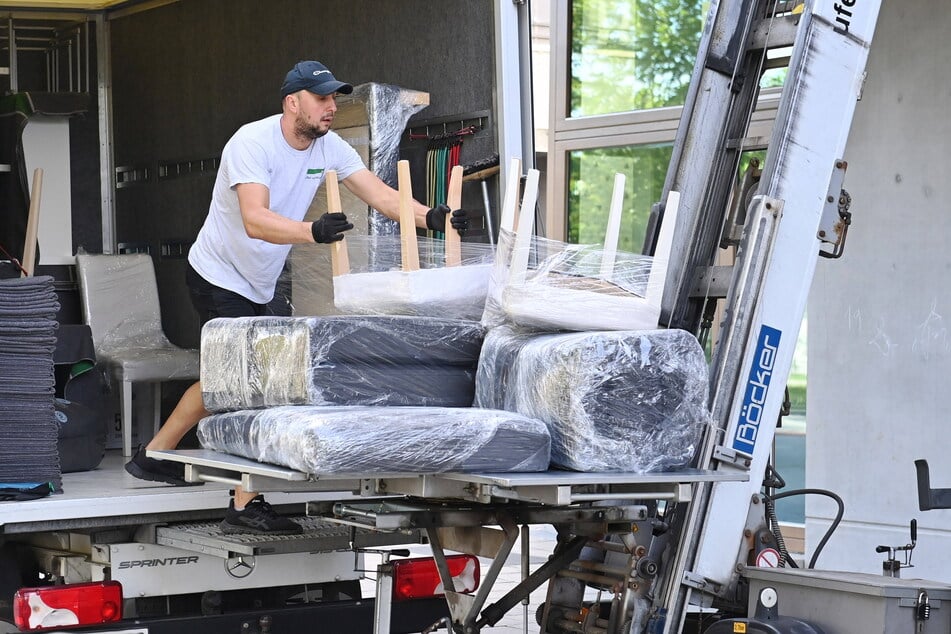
[188,114,365,303]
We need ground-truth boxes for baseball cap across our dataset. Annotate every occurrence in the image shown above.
[280,61,354,97]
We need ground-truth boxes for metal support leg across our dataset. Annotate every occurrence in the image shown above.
[122,379,133,457]
[153,382,162,437]
[484,534,588,630]
[522,525,530,633]
[428,514,520,633]
[373,557,395,634]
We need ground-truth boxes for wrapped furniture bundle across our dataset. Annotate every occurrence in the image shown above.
[201,315,485,411]
[475,326,710,472]
[330,162,494,321]
[197,405,551,474]
[482,229,659,331]
[332,234,495,321]
[482,184,680,333]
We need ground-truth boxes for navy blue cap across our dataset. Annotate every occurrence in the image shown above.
[280,61,353,97]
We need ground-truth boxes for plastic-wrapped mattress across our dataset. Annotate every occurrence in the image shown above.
[197,405,551,474]
[475,326,710,472]
[201,315,485,411]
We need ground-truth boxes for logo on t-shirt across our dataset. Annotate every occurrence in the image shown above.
[306,168,324,180]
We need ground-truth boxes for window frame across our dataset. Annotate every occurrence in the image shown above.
[545,0,781,243]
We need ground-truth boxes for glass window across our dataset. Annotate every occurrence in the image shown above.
[569,0,706,118]
[760,47,790,88]
[566,143,672,251]
[774,318,807,524]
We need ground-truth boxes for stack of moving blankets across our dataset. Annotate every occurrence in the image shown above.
[0,276,62,491]
[197,315,552,475]
[475,326,710,472]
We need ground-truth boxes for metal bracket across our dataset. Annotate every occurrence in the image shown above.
[915,459,951,511]
[713,445,753,471]
[682,570,721,594]
[329,500,649,533]
[690,265,734,299]
[818,159,851,258]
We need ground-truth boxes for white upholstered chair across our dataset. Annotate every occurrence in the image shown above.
[75,253,199,457]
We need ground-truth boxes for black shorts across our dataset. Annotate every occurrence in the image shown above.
[185,262,291,329]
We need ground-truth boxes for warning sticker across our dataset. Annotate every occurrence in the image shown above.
[755,548,781,568]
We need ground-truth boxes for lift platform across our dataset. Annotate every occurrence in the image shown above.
[150,449,746,509]
[151,449,748,633]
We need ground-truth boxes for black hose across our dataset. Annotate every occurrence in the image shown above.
[763,494,792,567]
[762,461,791,566]
[766,488,844,569]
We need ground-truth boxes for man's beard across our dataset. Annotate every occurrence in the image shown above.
[295,114,329,140]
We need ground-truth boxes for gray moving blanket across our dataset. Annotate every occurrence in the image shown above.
[201,315,485,411]
[0,276,62,490]
[475,326,710,472]
[197,405,551,474]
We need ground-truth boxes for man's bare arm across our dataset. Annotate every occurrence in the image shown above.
[236,182,318,243]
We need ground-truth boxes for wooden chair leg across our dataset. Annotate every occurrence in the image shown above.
[397,160,420,272]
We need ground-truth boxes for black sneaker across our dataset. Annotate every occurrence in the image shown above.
[124,446,202,487]
[220,495,303,535]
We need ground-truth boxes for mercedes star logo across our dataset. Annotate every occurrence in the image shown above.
[225,555,256,579]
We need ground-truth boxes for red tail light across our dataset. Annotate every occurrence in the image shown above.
[14,581,122,630]
[392,554,480,601]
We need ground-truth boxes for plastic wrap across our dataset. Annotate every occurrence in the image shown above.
[201,315,485,411]
[290,83,431,315]
[480,229,515,329]
[345,83,430,238]
[475,326,710,472]
[197,405,551,474]
[75,254,199,381]
[482,229,667,332]
[328,234,495,320]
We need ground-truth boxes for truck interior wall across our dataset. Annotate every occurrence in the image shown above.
[107,0,497,349]
[0,22,102,264]
[70,104,103,257]
[807,0,951,580]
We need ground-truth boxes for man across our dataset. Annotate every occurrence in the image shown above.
[124,60,468,535]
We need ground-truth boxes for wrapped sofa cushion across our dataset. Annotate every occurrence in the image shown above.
[201,315,485,411]
[475,326,710,472]
[197,405,551,474]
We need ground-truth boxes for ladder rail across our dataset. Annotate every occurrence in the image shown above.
[658,0,768,331]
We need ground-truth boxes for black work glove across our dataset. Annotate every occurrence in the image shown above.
[426,204,470,236]
[311,212,353,243]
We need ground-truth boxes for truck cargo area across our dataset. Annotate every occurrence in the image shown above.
[6,0,951,633]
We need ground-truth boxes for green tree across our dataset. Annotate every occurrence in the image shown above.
[631,0,705,108]
[567,0,704,249]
